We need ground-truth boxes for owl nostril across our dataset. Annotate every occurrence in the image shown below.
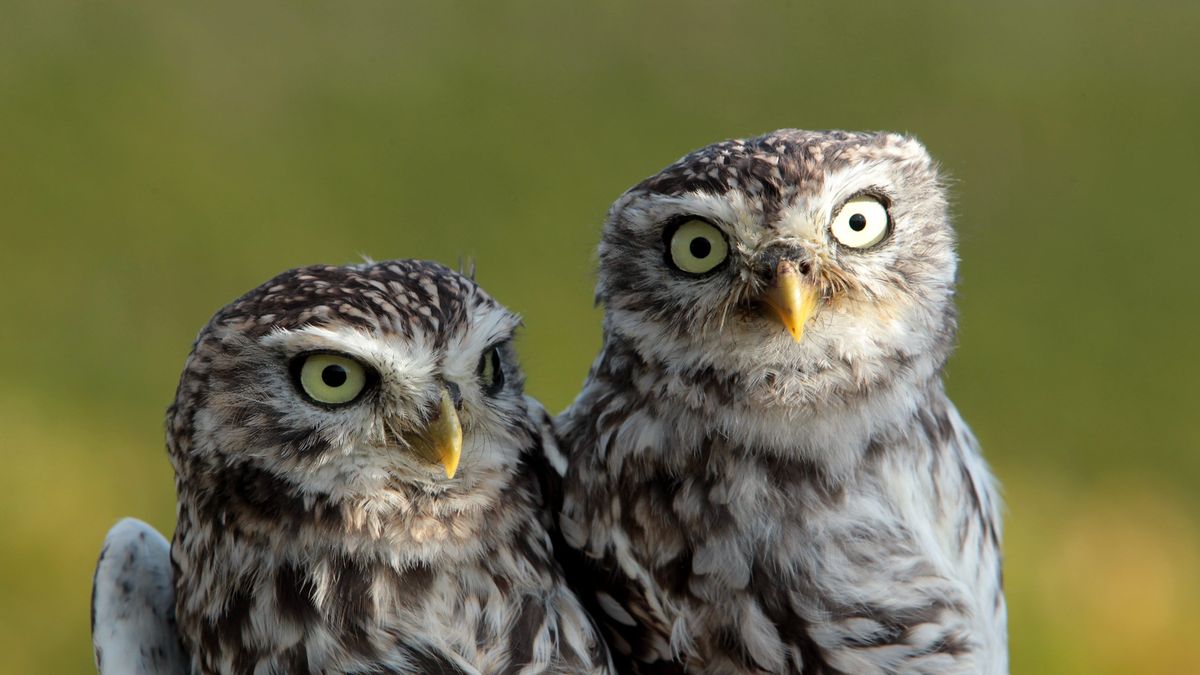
[445,381,463,411]
[758,244,813,281]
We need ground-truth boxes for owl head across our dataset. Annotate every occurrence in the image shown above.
[167,260,529,500]
[597,130,959,413]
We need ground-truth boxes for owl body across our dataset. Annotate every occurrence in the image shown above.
[167,260,609,674]
[554,131,1006,673]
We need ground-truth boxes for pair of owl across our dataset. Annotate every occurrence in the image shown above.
[91,130,1007,674]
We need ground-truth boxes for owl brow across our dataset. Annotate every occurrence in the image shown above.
[832,186,893,215]
[659,213,724,230]
[468,312,517,350]
[481,331,516,353]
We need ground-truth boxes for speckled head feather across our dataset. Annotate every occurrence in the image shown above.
[204,260,477,341]
[555,130,1006,674]
[168,259,610,674]
[596,131,957,423]
[169,260,526,489]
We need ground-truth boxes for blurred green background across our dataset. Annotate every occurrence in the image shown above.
[2,1,1198,672]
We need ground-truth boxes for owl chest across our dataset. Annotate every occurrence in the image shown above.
[179,550,523,674]
[616,455,969,589]
[605,451,810,605]
[597,433,1002,672]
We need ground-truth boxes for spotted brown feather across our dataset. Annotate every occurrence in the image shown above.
[163,259,611,674]
[555,130,1007,674]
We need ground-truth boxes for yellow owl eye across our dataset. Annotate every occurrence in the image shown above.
[477,346,505,396]
[296,353,369,405]
[668,219,729,274]
[831,196,890,249]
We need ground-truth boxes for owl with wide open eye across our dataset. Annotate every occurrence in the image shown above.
[552,130,1007,674]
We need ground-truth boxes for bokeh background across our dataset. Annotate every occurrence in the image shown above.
[3,1,1198,672]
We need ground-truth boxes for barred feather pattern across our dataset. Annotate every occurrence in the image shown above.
[552,130,1007,674]
[168,260,610,674]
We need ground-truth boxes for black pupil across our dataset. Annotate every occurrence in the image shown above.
[321,364,348,387]
[849,214,867,232]
[689,236,712,258]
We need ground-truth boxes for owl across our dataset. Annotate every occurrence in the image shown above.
[552,130,1007,673]
[92,259,610,674]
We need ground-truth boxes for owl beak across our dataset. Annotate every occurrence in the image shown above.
[761,260,819,342]
[409,387,463,478]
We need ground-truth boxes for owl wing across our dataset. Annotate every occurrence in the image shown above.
[526,397,680,674]
[520,396,617,673]
[524,395,569,534]
[91,518,189,675]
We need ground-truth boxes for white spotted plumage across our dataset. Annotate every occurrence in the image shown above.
[91,260,611,674]
[553,130,1007,674]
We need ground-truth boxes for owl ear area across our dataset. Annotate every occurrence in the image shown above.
[665,218,730,275]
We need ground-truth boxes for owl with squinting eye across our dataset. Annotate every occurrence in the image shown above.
[548,130,1007,674]
[90,260,611,674]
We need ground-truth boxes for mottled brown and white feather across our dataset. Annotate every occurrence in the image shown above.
[167,260,610,674]
[554,130,1007,674]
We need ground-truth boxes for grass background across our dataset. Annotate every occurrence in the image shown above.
[2,1,1198,672]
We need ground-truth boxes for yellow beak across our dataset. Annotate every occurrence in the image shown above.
[761,260,820,342]
[411,387,463,478]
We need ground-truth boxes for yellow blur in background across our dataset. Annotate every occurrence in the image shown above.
[2,1,1198,672]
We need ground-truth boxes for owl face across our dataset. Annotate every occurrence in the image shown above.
[597,131,960,408]
[171,260,528,497]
